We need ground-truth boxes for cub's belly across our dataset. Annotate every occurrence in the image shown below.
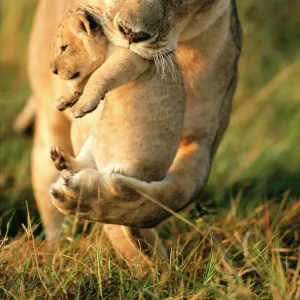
[91,91,184,182]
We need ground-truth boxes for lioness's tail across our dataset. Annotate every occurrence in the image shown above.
[13,96,35,134]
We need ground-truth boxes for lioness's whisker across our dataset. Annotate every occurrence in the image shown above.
[160,48,176,81]
[155,53,164,80]
[154,55,161,77]
[158,51,167,80]
[162,49,177,81]
[159,49,172,79]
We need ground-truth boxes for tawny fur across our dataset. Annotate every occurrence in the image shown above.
[13,95,35,134]
[49,10,185,198]
[26,0,242,266]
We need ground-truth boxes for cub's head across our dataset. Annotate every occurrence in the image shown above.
[51,10,107,85]
[85,0,227,59]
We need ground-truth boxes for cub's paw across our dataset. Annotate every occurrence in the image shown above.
[55,94,80,111]
[50,170,94,218]
[50,146,72,171]
[71,92,106,118]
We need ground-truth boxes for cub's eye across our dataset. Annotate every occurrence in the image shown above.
[61,45,68,52]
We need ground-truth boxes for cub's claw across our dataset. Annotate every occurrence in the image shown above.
[50,170,77,205]
[49,169,99,219]
[55,95,79,111]
[50,146,69,171]
[71,99,101,118]
[50,188,64,202]
[71,90,106,118]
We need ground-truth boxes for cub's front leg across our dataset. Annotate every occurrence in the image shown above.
[54,92,80,111]
[71,48,149,118]
[54,78,88,111]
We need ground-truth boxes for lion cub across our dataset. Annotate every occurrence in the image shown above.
[50,9,184,196]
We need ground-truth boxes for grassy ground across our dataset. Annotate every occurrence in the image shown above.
[0,0,299,298]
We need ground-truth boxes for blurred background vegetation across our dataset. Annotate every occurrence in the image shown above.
[0,0,299,236]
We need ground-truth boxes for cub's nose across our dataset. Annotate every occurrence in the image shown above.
[52,68,58,75]
[69,72,80,80]
[118,22,152,44]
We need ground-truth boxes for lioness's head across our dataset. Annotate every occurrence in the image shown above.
[51,10,107,85]
[84,0,227,59]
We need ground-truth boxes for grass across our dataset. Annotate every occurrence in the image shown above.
[1,196,299,299]
[0,0,300,298]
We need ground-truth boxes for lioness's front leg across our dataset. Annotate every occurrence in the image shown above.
[71,48,149,118]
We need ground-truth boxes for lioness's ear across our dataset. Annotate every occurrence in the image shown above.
[69,13,92,38]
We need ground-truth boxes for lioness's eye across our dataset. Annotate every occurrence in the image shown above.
[61,45,68,52]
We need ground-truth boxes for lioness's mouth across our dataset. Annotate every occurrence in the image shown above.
[100,12,176,60]
[130,43,176,61]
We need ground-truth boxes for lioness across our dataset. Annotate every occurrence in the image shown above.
[26,0,241,265]
[49,9,184,208]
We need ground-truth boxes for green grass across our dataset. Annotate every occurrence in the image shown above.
[1,197,299,299]
[0,0,299,298]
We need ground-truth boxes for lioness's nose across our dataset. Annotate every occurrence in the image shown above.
[118,22,152,44]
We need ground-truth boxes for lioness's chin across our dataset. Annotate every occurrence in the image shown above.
[130,44,176,60]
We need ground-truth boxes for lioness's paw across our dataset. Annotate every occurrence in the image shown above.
[50,146,71,171]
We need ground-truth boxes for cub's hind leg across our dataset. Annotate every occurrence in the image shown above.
[50,146,77,171]
[50,169,169,268]
[50,136,96,173]
[50,168,103,220]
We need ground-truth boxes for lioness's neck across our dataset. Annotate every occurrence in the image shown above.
[178,0,231,42]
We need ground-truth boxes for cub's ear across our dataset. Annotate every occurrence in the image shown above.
[69,12,92,38]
